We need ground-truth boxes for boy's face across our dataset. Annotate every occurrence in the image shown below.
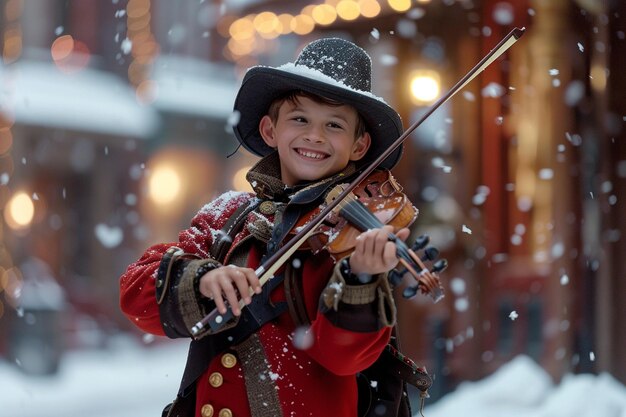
[259,96,371,186]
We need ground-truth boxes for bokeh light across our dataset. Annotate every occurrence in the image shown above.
[5,191,34,231]
[148,165,181,205]
[409,69,441,104]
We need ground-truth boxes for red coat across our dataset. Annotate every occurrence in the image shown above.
[120,190,392,417]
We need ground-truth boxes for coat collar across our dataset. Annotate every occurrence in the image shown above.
[245,151,357,204]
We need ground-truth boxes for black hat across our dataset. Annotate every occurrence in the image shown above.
[232,38,404,170]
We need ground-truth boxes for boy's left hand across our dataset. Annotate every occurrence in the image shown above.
[349,225,410,276]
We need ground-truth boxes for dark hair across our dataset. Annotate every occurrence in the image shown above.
[267,90,367,139]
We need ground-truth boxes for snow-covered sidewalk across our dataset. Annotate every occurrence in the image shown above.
[2,336,626,417]
[1,336,188,417]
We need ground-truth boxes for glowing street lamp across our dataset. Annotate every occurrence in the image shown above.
[409,69,441,105]
[148,165,181,205]
[5,191,34,231]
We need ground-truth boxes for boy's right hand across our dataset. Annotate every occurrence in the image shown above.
[198,266,262,316]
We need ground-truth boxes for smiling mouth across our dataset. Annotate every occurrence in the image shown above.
[295,148,329,160]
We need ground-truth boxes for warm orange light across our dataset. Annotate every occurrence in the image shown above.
[291,14,315,35]
[277,14,294,35]
[127,13,151,31]
[149,165,181,205]
[50,35,90,72]
[388,0,411,12]
[590,64,607,91]
[51,35,74,62]
[229,16,255,41]
[228,37,255,57]
[5,191,34,230]
[0,128,13,154]
[254,11,279,34]
[359,0,381,18]
[128,60,148,85]
[336,0,360,20]
[301,5,316,16]
[409,69,441,104]
[127,0,150,18]
[312,4,337,25]
[232,166,253,192]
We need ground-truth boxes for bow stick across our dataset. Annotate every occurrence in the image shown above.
[191,26,526,336]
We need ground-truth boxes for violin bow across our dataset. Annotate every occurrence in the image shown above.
[191,26,526,336]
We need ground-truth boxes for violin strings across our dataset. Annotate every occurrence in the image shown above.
[336,193,415,265]
[336,193,383,230]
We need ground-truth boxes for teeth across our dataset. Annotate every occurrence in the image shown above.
[298,149,326,159]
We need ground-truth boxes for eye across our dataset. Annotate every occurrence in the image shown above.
[291,116,307,123]
[328,121,345,130]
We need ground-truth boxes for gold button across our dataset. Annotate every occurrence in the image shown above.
[201,404,214,417]
[209,372,223,388]
[259,200,276,215]
[221,353,237,368]
[218,408,233,417]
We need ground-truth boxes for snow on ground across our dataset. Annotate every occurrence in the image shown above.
[424,355,626,417]
[2,336,626,417]
[0,335,188,417]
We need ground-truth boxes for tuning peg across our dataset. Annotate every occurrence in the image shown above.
[411,235,430,251]
[421,247,439,262]
[431,259,448,273]
[388,269,405,286]
[402,284,419,299]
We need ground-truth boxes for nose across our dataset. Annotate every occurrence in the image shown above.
[304,124,325,144]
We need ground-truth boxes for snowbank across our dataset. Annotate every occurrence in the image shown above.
[423,355,626,417]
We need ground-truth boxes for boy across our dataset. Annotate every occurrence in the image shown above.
[120,38,410,417]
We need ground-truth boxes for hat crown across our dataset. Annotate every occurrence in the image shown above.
[294,38,372,93]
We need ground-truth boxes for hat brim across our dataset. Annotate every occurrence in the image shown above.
[233,66,404,170]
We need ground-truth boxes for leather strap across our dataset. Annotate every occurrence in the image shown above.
[210,197,261,262]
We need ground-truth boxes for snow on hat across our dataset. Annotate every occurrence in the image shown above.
[232,37,404,170]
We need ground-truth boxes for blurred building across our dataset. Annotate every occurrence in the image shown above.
[0,0,624,402]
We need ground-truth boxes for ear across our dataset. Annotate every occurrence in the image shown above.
[349,132,371,161]
[259,115,277,148]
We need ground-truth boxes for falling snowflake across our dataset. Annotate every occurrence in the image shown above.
[462,225,472,235]
[492,2,514,25]
[509,311,518,321]
[95,224,124,248]
[292,326,314,350]
[538,168,554,180]
[227,110,241,128]
[481,82,506,98]
[560,273,570,285]
[121,38,132,55]
[463,91,476,102]
[380,54,398,66]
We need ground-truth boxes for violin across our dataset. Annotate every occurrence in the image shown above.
[292,170,446,302]
[190,27,526,336]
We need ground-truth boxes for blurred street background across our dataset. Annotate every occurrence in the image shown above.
[0,0,625,416]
